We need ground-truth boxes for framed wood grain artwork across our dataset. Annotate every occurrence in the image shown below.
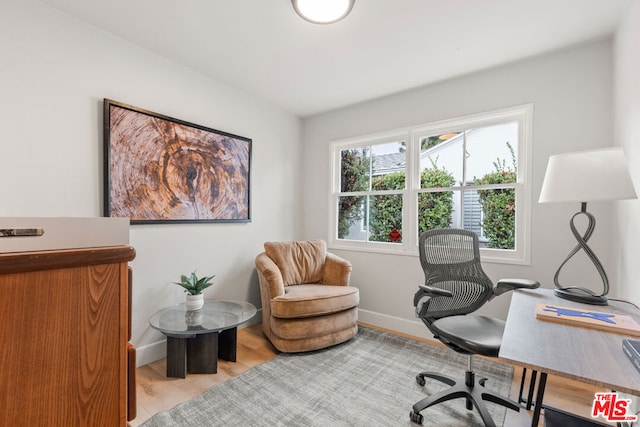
[103,99,251,223]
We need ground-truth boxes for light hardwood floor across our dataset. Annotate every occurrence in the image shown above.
[132,323,606,427]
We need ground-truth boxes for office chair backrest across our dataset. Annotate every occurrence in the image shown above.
[416,228,494,323]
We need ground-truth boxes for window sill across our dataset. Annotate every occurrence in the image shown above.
[328,241,530,265]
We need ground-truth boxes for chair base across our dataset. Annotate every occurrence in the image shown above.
[267,322,358,353]
[410,370,520,427]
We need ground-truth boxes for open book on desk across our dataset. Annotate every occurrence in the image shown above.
[535,303,640,337]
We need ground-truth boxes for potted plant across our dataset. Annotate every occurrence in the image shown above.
[173,271,215,311]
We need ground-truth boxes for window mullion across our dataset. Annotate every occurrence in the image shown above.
[462,130,468,185]
[461,130,468,231]
[340,189,403,197]
[406,131,418,250]
[368,145,373,192]
[462,183,518,191]
[365,195,370,242]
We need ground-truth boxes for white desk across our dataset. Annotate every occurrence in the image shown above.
[499,288,640,425]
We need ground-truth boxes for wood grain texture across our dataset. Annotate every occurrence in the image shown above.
[108,105,250,221]
[128,342,137,421]
[500,289,640,396]
[535,302,640,336]
[0,248,132,426]
[0,246,135,274]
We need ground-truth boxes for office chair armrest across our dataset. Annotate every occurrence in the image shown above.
[415,285,454,316]
[418,284,454,298]
[493,278,540,297]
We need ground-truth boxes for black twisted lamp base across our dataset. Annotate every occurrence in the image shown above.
[553,202,609,306]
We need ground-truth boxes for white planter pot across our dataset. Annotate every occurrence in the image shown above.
[185,293,204,311]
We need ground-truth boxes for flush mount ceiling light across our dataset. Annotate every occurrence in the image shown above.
[292,0,355,24]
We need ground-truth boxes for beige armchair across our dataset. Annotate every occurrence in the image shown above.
[255,240,359,352]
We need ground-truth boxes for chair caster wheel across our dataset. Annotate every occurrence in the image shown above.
[416,374,426,386]
[410,410,424,424]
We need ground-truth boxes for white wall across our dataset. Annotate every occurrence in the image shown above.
[301,41,617,338]
[0,0,302,365]
[2,0,632,362]
[614,0,640,307]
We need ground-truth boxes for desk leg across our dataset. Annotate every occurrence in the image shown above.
[166,336,187,378]
[219,327,237,362]
[187,332,219,374]
[518,368,528,404]
[526,370,538,410]
[531,372,547,427]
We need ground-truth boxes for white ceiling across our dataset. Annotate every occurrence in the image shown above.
[41,0,631,117]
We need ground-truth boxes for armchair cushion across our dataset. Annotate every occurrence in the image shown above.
[270,308,358,340]
[264,240,326,285]
[271,284,359,319]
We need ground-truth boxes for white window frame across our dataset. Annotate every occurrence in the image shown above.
[329,104,533,265]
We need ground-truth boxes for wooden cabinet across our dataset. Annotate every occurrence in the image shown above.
[0,246,136,426]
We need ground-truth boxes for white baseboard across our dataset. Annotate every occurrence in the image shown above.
[357,308,438,345]
[136,340,166,368]
[136,308,434,367]
[135,308,263,367]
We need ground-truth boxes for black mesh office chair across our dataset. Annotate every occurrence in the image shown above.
[410,228,539,427]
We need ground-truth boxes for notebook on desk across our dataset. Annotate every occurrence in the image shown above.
[622,339,640,375]
[535,303,640,337]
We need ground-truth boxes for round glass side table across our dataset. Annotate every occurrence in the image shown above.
[149,300,256,378]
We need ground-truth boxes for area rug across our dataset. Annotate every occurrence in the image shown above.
[142,326,513,426]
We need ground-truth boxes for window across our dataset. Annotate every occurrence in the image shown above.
[330,105,532,264]
[336,135,408,244]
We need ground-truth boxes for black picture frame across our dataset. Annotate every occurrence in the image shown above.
[103,99,251,224]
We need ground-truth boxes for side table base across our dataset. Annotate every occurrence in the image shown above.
[187,332,218,375]
[165,326,239,378]
[219,327,237,362]
[166,336,188,378]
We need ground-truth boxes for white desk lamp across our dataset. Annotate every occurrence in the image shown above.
[539,147,637,305]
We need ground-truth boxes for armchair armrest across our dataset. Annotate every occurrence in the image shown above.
[493,278,540,298]
[255,252,285,298]
[322,252,352,286]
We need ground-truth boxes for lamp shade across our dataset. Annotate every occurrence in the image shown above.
[539,147,637,203]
